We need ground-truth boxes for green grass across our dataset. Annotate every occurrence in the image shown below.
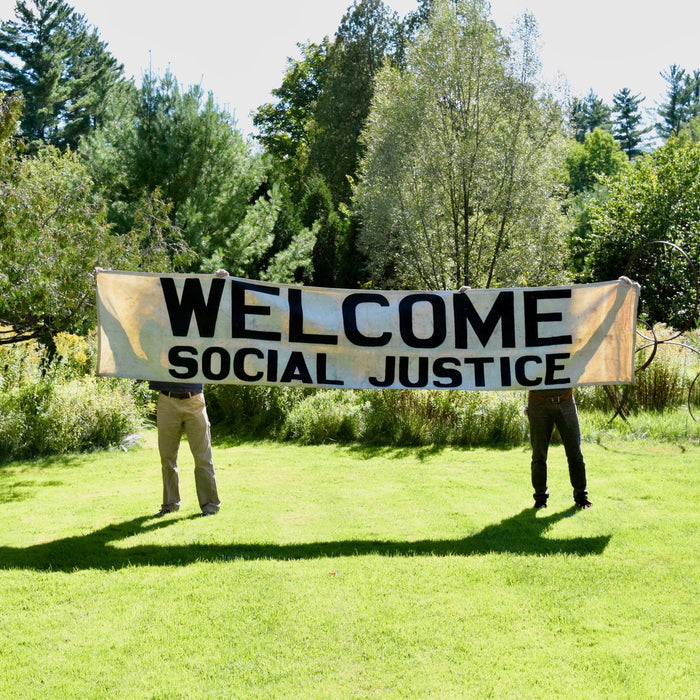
[0,431,698,699]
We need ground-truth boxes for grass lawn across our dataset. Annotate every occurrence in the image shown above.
[0,430,698,698]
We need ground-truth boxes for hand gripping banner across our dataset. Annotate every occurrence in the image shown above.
[96,272,640,391]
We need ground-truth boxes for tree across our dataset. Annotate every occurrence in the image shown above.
[612,87,651,158]
[403,0,434,39]
[253,40,330,172]
[306,0,406,287]
[308,0,405,207]
[657,65,700,139]
[83,71,315,282]
[355,0,568,290]
[569,90,612,143]
[679,115,700,143]
[564,129,629,277]
[0,0,126,152]
[254,1,406,288]
[0,93,150,347]
[574,137,700,329]
[565,128,629,194]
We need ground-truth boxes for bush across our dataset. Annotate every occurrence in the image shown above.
[358,389,528,447]
[279,390,362,444]
[0,336,43,390]
[50,331,99,382]
[0,378,145,462]
[208,385,530,447]
[206,384,311,438]
[576,326,700,414]
[0,334,149,462]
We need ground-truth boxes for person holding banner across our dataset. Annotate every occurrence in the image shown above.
[149,269,230,518]
[527,388,591,510]
[149,379,221,517]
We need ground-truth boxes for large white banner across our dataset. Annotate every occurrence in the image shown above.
[96,272,640,391]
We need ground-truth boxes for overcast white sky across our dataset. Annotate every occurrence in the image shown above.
[1,0,699,136]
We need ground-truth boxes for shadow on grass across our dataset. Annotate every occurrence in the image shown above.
[0,508,610,572]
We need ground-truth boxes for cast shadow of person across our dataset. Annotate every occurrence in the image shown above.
[0,507,610,572]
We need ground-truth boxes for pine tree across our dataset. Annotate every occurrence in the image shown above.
[0,0,125,151]
[569,90,612,143]
[656,65,700,139]
[612,87,651,158]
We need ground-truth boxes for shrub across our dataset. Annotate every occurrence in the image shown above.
[207,385,530,447]
[50,331,99,381]
[0,335,42,390]
[0,334,148,462]
[206,384,311,438]
[0,378,145,461]
[279,390,362,444]
[358,389,528,447]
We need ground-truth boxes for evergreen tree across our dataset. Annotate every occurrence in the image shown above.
[83,71,315,281]
[309,0,405,207]
[612,87,651,158]
[657,65,700,139]
[569,90,612,143]
[0,0,125,152]
[254,0,408,288]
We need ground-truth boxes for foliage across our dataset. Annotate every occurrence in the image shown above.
[568,89,612,143]
[355,0,568,290]
[0,96,146,346]
[612,87,652,158]
[83,70,315,280]
[279,389,363,444]
[572,137,700,329]
[0,0,126,152]
[205,384,313,438]
[253,46,344,287]
[564,127,629,194]
[308,0,405,208]
[0,377,143,460]
[254,1,406,288]
[0,332,148,460]
[253,39,330,171]
[208,384,529,447]
[357,389,528,446]
[679,114,700,144]
[563,128,630,279]
[657,64,700,139]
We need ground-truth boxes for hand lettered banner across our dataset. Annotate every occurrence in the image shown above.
[96,272,640,391]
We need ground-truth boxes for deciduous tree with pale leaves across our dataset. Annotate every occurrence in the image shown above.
[355,0,568,290]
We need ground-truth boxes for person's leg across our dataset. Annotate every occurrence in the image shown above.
[555,397,588,504]
[156,394,183,511]
[528,398,553,505]
[182,394,220,515]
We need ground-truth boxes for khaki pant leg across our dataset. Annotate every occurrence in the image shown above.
[156,394,183,510]
[182,394,220,514]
